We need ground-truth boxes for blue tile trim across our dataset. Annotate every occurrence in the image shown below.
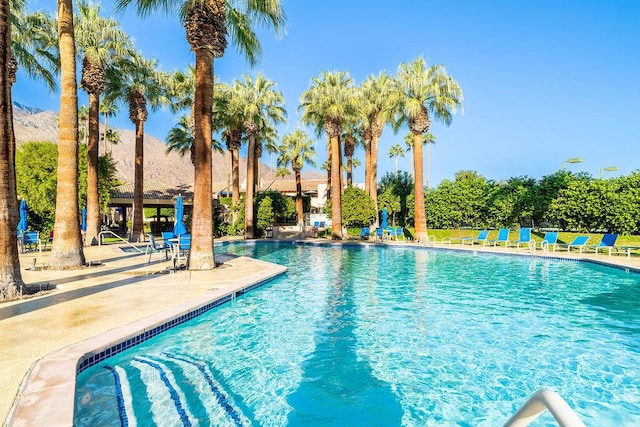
[104,366,129,427]
[133,357,192,426]
[163,353,244,427]
[76,272,284,374]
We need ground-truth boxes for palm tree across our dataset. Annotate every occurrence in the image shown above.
[76,0,132,246]
[10,3,59,92]
[102,127,121,154]
[388,144,405,177]
[0,0,24,298]
[300,71,358,240]
[397,57,463,243]
[116,0,285,269]
[99,98,119,154]
[50,0,86,269]
[359,72,401,218]
[278,129,317,225]
[166,114,224,163]
[405,131,436,186]
[342,125,362,186]
[234,73,286,239]
[352,157,362,183]
[104,53,169,243]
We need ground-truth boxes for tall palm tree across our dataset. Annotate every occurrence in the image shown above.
[166,114,224,163]
[405,131,436,185]
[76,0,132,246]
[300,71,358,240]
[388,143,405,177]
[234,73,286,238]
[100,98,119,154]
[359,72,401,218]
[116,0,285,269]
[397,57,463,243]
[352,157,362,183]
[105,53,169,243]
[50,0,86,269]
[102,127,120,154]
[0,0,24,298]
[10,3,59,92]
[278,129,317,225]
[342,125,362,186]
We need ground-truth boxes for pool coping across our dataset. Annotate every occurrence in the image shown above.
[5,256,287,427]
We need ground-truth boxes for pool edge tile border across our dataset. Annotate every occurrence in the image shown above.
[6,258,287,427]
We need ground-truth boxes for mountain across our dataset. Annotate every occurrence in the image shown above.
[12,103,323,187]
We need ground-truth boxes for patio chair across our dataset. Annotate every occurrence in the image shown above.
[145,233,170,263]
[386,227,396,241]
[443,229,489,245]
[584,233,618,255]
[557,235,590,252]
[375,227,384,241]
[161,231,176,250]
[172,234,191,269]
[394,227,405,241]
[21,231,42,253]
[506,228,534,249]
[485,228,510,247]
[360,227,370,240]
[535,231,559,253]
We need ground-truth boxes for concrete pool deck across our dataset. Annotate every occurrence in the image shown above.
[2,238,640,425]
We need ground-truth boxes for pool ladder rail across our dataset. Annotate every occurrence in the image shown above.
[504,389,585,427]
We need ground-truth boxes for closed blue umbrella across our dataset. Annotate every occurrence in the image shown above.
[81,208,87,232]
[173,195,187,235]
[380,208,388,229]
[17,199,28,232]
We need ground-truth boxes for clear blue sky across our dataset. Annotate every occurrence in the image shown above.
[15,0,640,186]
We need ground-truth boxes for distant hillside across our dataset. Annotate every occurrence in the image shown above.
[12,102,323,187]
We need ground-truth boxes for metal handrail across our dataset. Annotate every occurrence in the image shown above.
[98,230,145,253]
[504,389,585,427]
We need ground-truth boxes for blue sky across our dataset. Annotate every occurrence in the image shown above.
[15,0,640,186]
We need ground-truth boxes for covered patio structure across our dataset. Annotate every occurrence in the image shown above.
[108,180,194,236]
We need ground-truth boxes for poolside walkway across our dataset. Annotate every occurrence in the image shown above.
[1,242,286,426]
[2,237,640,425]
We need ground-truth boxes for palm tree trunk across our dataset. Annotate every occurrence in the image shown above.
[130,120,145,243]
[51,0,85,268]
[364,138,371,196]
[0,3,24,298]
[330,135,342,239]
[413,132,427,242]
[295,169,303,224]
[370,134,380,218]
[245,135,256,238]
[346,155,353,186]
[232,147,239,206]
[326,139,331,200]
[190,50,215,269]
[426,141,430,189]
[86,92,100,245]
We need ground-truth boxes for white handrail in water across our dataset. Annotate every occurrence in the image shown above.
[98,230,145,253]
[504,389,586,427]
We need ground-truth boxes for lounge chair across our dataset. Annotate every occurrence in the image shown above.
[375,227,384,241]
[535,231,559,253]
[360,227,370,240]
[442,229,489,245]
[582,233,618,255]
[172,233,191,269]
[21,231,42,253]
[161,231,176,250]
[506,228,534,249]
[145,233,170,263]
[485,228,510,247]
[386,227,396,240]
[557,235,590,252]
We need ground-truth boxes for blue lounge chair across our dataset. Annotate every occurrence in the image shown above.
[375,227,384,241]
[485,228,510,247]
[443,230,489,245]
[21,231,41,253]
[507,228,534,249]
[161,231,176,249]
[360,227,370,240]
[584,233,618,255]
[535,231,559,253]
[557,235,590,252]
[173,233,191,269]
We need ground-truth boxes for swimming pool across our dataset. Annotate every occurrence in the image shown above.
[74,242,640,425]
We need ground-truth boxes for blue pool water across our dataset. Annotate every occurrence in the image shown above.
[75,242,640,426]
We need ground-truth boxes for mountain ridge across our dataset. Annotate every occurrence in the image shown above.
[12,103,323,187]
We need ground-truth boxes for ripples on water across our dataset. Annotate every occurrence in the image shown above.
[75,243,640,426]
